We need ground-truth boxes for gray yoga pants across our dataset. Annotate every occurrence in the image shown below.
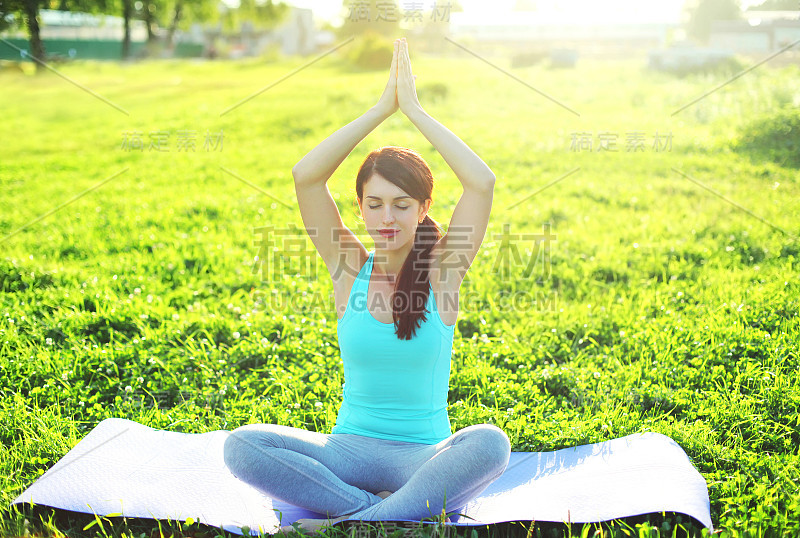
[223,422,511,522]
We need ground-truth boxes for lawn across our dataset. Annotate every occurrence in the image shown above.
[1,46,798,537]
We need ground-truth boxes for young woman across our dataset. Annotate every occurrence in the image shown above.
[223,38,510,535]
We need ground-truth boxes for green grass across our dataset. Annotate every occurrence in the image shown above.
[1,49,799,538]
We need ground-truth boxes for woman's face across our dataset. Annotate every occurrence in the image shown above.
[360,173,430,250]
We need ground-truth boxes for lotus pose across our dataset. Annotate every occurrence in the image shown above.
[223,38,510,535]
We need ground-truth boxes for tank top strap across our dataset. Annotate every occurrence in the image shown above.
[342,251,373,321]
[353,250,374,291]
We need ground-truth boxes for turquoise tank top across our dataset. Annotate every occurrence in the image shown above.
[331,250,456,444]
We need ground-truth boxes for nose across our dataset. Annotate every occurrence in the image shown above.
[382,207,395,224]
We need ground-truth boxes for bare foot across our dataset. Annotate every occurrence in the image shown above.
[278,515,349,535]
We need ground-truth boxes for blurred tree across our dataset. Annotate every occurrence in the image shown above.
[121,0,131,58]
[237,0,288,29]
[0,0,225,65]
[0,0,47,72]
[139,0,158,42]
[413,0,463,53]
[336,0,400,39]
[125,0,219,58]
[684,0,743,43]
[217,0,289,34]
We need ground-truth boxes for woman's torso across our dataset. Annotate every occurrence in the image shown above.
[331,249,457,444]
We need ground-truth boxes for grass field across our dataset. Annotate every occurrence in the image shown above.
[1,47,799,537]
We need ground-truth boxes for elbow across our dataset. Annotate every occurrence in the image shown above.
[291,165,307,185]
[478,174,496,192]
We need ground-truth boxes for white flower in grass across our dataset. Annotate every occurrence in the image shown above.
[172,313,180,321]
[233,331,241,339]
[45,338,53,346]
[315,402,323,408]
[125,385,133,393]
[293,402,300,408]
[137,376,144,383]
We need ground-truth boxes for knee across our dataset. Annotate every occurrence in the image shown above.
[470,424,511,474]
[223,429,251,475]
[223,425,284,475]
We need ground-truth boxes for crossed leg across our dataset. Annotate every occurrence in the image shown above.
[342,423,511,522]
[223,423,511,533]
[223,424,385,520]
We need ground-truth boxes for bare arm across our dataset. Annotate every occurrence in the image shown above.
[291,41,400,279]
[291,107,392,187]
[396,38,495,284]
[405,107,496,192]
[292,40,400,186]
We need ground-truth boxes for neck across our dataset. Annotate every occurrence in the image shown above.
[373,244,412,284]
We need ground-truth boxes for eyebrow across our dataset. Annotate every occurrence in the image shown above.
[365,195,412,201]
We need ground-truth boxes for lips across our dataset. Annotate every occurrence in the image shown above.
[379,229,399,237]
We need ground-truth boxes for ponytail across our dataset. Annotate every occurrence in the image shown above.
[392,214,443,340]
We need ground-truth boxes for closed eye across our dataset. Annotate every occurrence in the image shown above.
[369,205,409,210]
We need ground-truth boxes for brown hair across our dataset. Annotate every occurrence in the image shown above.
[355,146,443,340]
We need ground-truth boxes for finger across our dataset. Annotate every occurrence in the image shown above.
[391,40,398,79]
[399,40,408,74]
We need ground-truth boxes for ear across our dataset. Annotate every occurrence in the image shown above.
[418,198,431,222]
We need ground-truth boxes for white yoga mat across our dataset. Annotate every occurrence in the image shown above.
[11,418,713,534]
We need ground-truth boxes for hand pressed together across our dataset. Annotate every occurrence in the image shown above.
[396,38,422,115]
[373,37,422,119]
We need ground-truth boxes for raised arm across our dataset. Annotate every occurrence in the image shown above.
[291,41,400,280]
[395,38,496,285]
